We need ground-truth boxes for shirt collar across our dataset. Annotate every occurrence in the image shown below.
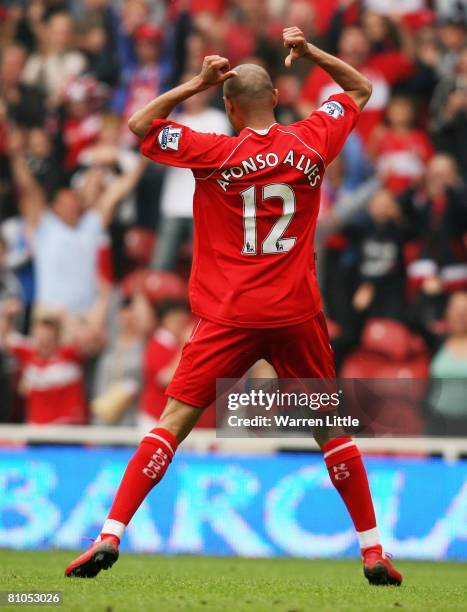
[243,123,278,136]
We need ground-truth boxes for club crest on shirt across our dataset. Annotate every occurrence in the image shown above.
[317,100,344,119]
[158,125,182,151]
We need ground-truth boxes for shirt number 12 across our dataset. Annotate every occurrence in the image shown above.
[241,183,297,255]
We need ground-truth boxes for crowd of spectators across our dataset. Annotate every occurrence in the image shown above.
[0,0,466,430]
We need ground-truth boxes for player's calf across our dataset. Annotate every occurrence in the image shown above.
[63,426,177,578]
[319,436,403,586]
[63,401,202,579]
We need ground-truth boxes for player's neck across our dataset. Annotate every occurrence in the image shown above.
[242,112,277,132]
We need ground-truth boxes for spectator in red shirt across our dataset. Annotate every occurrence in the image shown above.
[369,95,434,194]
[62,76,107,170]
[299,25,414,143]
[1,314,100,425]
[139,299,190,428]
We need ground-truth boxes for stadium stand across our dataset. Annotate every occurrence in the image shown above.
[0,0,466,435]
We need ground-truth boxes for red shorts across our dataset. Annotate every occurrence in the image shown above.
[167,311,336,408]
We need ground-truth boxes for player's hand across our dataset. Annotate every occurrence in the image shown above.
[199,55,238,87]
[283,27,310,68]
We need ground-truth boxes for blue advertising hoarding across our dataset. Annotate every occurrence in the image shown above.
[1,447,466,559]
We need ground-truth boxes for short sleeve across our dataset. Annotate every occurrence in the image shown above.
[141,118,231,173]
[293,93,361,166]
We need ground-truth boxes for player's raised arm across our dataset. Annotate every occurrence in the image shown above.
[128,56,237,138]
[283,27,372,111]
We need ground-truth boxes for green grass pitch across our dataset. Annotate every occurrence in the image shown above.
[1,551,467,612]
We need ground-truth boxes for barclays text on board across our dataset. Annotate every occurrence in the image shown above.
[0,448,466,560]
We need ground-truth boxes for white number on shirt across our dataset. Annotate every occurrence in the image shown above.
[241,183,297,255]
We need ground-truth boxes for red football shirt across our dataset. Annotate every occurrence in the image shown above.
[141,92,360,328]
[8,334,87,424]
[372,128,434,194]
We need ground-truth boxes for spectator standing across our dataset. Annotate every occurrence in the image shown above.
[0,45,46,128]
[92,293,152,426]
[21,12,87,108]
[369,95,433,194]
[343,189,410,319]
[61,76,106,171]
[402,154,467,292]
[113,0,151,81]
[436,12,467,79]
[428,291,467,434]
[1,314,90,424]
[10,139,147,315]
[431,47,467,183]
[76,9,120,87]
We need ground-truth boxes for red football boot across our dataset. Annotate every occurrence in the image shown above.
[363,545,403,586]
[64,535,119,578]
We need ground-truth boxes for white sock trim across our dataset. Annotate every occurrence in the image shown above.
[357,526,381,549]
[143,433,175,456]
[323,441,356,459]
[101,519,126,539]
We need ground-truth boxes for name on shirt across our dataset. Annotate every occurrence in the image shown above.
[216,149,322,192]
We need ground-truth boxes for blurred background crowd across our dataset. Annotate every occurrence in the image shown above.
[0,0,466,432]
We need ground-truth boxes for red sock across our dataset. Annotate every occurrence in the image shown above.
[101,428,178,540]
[322,437,380,552]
